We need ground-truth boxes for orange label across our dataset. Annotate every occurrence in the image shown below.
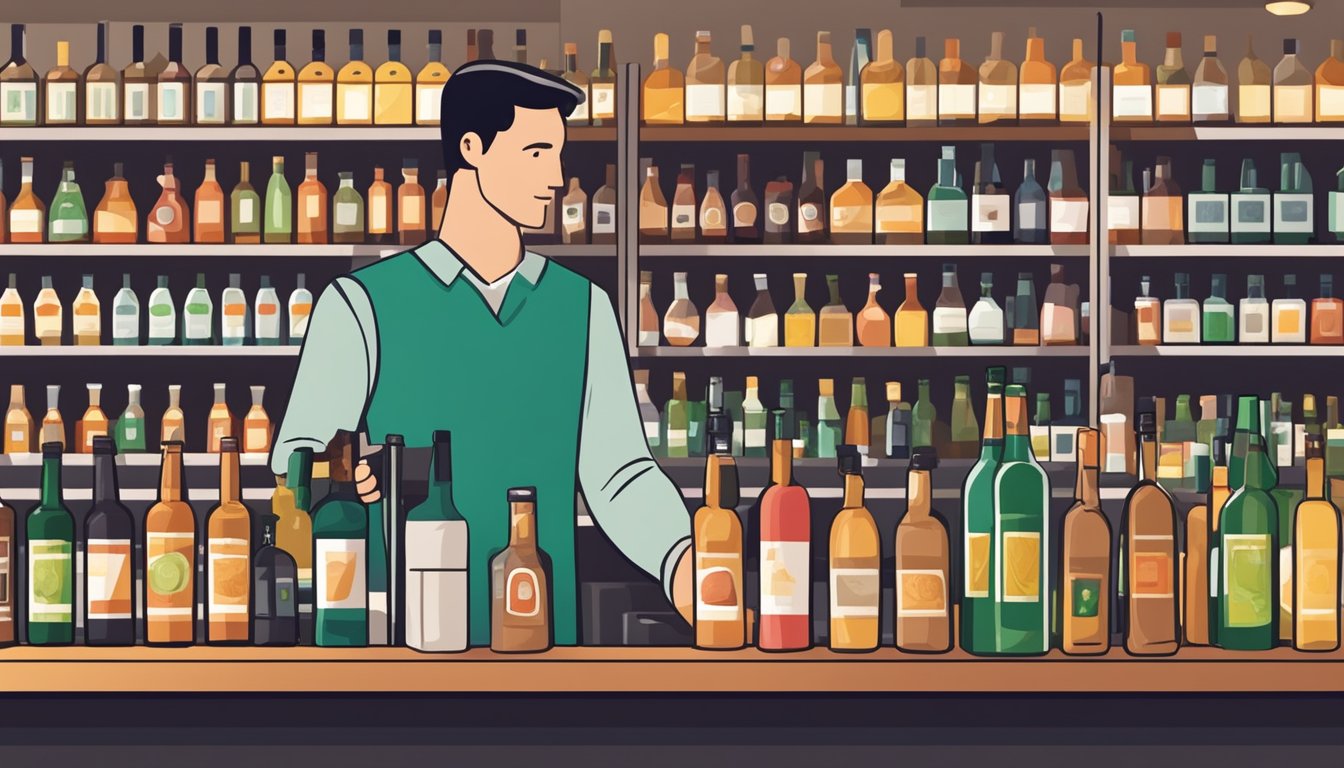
[506,567,540,617]
[223,304,245,316]
[291,303,312,316]
[0,304,20,317]
[1133,551,1173,597]
[257,304,278,315]
[75,304,97,315]
[35,304,59,317]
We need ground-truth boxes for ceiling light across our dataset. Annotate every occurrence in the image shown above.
[1265,1,1312,15]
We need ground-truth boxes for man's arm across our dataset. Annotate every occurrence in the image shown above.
[577,284,693,621]
[268,277,376,476]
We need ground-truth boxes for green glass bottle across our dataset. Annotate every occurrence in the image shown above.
[948,374,979,459]
[1331,165,1344,242]
[263,155,293,244]
[961,366,1005,654]
[1166,395,1198,442]
[47,161,89,243]
[990,384,1051,655]
[911,378,935,450]
[688,399,707,458]
[1229,396,1278,491]
[331,171,367,244]
[666,372,689,459]
[797,416,813,459]
[1203,273,1236,343]
[815,378,842,460]
[926,146,968,245]
[230,161,262,243]
[1187,158,1229,244]
[312,432,369,647]
[27,442,74,645]
[114,384,147,452]
[182,273,213,346]
[1217,396,1279,650]
[111,274,140,346]
[775,379,796,450]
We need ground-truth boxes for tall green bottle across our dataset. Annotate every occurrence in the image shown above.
[961,366,1005,654]
[926,146,969,245]
[911,378,935,450]
[263,155,292,244]
[27,442,74,645]
[312,432,369,647]
[1217,396,1279,650]
[990,383,1051,655]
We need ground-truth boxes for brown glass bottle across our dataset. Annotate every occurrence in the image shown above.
[894,448,951,653]
[796,151,826,244]
[591,164,617,245]
[1061,428,1111,655]
[671,164,698,242]
[694,453,745,649]
[763,177,794,244]
[490,487,551,652]
[730,154,760,243]
[1121,412,1180,656]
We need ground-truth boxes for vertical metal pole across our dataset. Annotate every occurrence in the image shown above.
[384,434,404,647]
[1090,12,1110,428]
[618,62,642,357]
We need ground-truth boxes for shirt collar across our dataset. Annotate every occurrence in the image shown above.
[413,238,548,289]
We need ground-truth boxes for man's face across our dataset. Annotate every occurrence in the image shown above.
[463,105,567,229]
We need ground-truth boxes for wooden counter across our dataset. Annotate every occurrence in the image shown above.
[1,645,1341,694]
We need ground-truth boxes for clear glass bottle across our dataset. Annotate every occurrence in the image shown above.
[905,36,937,127]
[1272,274,1308,344]
[1163,272,1201,344]
[111,274,139,346]
[220,273,249,347]
[686,30,725,123]
[1193,35,1230,123]
[1113,29,1153,122]
[1240,274,1271,343]
[704,274,740,348]
[287,274,312,345]
[745,273,778,348]
[1188,158,1229,243]
[968,272,1005,345]
[931,264,968,347]
[663,271,701,347]
[802,31,843,125]
[844,29,873,126]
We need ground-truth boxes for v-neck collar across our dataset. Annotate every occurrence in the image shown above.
[412,238,549,326]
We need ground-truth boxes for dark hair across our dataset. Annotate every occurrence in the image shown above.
[439,60,584,173]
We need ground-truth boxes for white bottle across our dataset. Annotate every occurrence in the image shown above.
[254,275,281,346]
[147,275,176,345]
[1162,272,1202,344]
[220,273,248,346]
[1239,275,1271,343]
[0,273,23,344]
[704,274,741,348]
[745,273,779,348]
[1271,273,1308,344]
[405,431,470,653]
[111,273,140,345]
[182,273,214,346]
[288,273,313,344]
[742,376,767,456]
[967,272,1005,345]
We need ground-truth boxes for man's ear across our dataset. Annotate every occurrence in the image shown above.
[460,131,484,170]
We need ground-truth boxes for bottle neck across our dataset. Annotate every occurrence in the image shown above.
[509,503,537,549]
[93,451,120,504]
[827,277,842,304]
[842,473,864,509]
[1002,395,1031,460]
[41,454,62,509]
[1076,458,1100,508]
[1307,455,1325,500]
[906,469,931,519]
[771,440,792,486]
[220,450,240,503]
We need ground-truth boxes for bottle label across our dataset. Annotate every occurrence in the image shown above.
[760,540,808,616]
[699,204,722,231]
[747,314,779,347]
[705,311,740,347]
[968,302,1005,344]
[1319,85,1344,119]
[671,204,695,229]
[149,302,176,338]
[765,84,801,119]
[1192,83,1229,117]
[299,83,334,120]
[290,301,310,337]
[830,567,879,618]
[861,83,903,121]
[406,568,467,649]
[155,205,176,226]
[593,203,616,234]
[906,83,937,121]
[505,567,540,617]
[245,425,270,452]
[1274,85,1312,122]
[1112,84,1153,119]
[1051,199,1089,233]
[931,306,968,335]
[668,426,688,453]
[1232,193,1271,232]
[236,197,257,226]
[87,82,118,121]
[197,83,227,123]
[1238,84,1271,120]
[1019,83,1056,118]
[798,202,822,227]
[122,83,150,121]
[744,415,766,451]
[405,519,469,570]
[1209,546,1220,598]
[317,538,366,610]
[0,302,21,337]
[639,201,667,233]
[1223,533,1271,627]
[197,200,222,225]
[263,82,296,120]
[10,209,42,233]
[937,83,976,118]
[1241,307,1268,339]
[696,553,742,621]
[94,209,136,234]
[157,82,186,122]
[1155,84,1190,119]
[564,203,586,228]
[335,202,360,228]
[999,530,1041,602]
[73,304,99,335]
[802,83,842,120]
[1107,197,1139,230]
[977,83,1016,117]
[46,82,77,122]
[728,84,763,120]
[305,195,321,221]
[685,83,726,120]
[896,568,947,618]
[1018,201,1045,231]
[1274,193,1313,233]
[233,82,259,122]
[416,83,445,123]
[1131,544,1174,598]
[733,201,757,228]
[567,85,590,122]
[927,199,968,232]
[113,308,138,339]
[830,204,865,232]
[767,202,790,226]
[1297,547,1338,616]
[876,202,920,232]
[972,194,1011,232]
[591,83,616,120]
[1187,193,1229,232]
[222,301,246,337]
[86,538,133,620]
[339,85,371,121]
[1070,575,1102,617]
[0,537,8,610]
[51,217,88,236]
[28,540,71,623]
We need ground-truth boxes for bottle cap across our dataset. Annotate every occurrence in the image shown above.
[911,447,939,471]
[219,437,239,452]
[92,436,116,455]
[42,442,63,459]
[385,434,405,447]
[1137,411,1157,435]
[507,486,537,503]
[836,444,862,475]
[1166,32,1181,48]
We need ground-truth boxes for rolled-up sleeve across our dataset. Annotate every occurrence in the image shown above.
[577,284,692,603]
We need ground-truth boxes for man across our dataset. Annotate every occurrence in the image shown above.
[270,61,692,646]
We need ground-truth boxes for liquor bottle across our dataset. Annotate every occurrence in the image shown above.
[147,161,189,245]
[694,448,745,650]
[930,264,968,346]
[1218,397,1278,649]
[815,379,842,459]
[1188,159,1229,243]
[873,158,923,244]
[44,40,80,126]
[261,30,296,125]
[1114,29,1153,122]
[0,24,37,127]
[944,376,977,459]
[399,431,470,652]
[663,271,700,347]
[226,26,261,125]
[85,22,118,125]
[273,446,313,625]
[293,30,334,126]
[205,438,253,644]
[312,432,369,647]
[1274,153,1313,244]
[147,276,174,345]
[0,275,21,347]
[34,276,62,346]
[513,29,528,64]
[894,272,928,347]
[902,36,938,127]
[10,157,45,244]
[784,273,815,347]
[636,272,658,347]
[157,23,190,125]
[911,378,935,451]
[1312,275,1344,344]
[220,273,248,346]
[94,161,140,243]
[892,448,951,652]
[1272,274,1308,343]
[759,410,811,651]
[1059,37,1094,123]
[253,504,300,647]
[488,487,552,652]
[762,176,794,243]
[111,275,139,346]
[1027,392,1052,461]
[27,442,74,645]
[1041,263,1079,346]
[5,384,33,453]
[879,382,911,460]
[1155,32,1191,122]
[1238,274,1271,343]
[586,29,617,126]
[1194,35,1230,122]
[295,152,328,245]
[1274,38,1313,123]
[978,32,1017,124]
[763,37,803,122]
[263,156,292,244]
[818,445,878,652]
[1163,272,1202,344]
[1229,158,1271,244]
[1120,411,1180,656]
[938,37,976,125]
[0,480,11,644]
[968,273,1005,344]
[666,372,690,458]
[1202,274,1236,343]
[723,25,765,123]
[1019,28,1056,123]
[927,146,968,245]
[746,273,778,348]
[1011,272,1040,346]
[367,167,393,243]
[964,372,1011,645]
[685,30,724,123]
[1141,157,1183,245]
[81,437,136,647]
[724,155,758,244]
[1134,275,1161,345]
[559,42,590,126]
[114,384,146,453]
[121,25,156,126]
[40,385,64,449]
[228,161,261,244]
[287,274,312,345]
[48,162,89,244]
[670,164,697,242]
[830,160,873,244]
[207,383,235,452]
[373,29,413,124]
[1237,35,1272,123]
[194,159,226,244]
[250,276,281,347]
[161,385,185,443]
[1015,158,1048,244]
[144,441,195,645]
[242,386,271,454]
[702,274,740,348]
[860,29,903,124]
[1293,433,1341,651]
[845,378,870,455]
[1316,39,1344,122]
[735,376,765,459]
[192,26,229,125]
[972,144,1011,245]
[75,383,110,454]
[562,177,590,245]
[796,152,826,244]
[72,275,100,347]
[638,165,669,241]
[1058,428,1111,654]
[843,29,873,125]
[811,274,851,347]
[802,31,842,124]
[335,29,372,125]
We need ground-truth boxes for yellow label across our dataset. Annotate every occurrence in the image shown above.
[965,531,990,598]
[1002,531,1041,602]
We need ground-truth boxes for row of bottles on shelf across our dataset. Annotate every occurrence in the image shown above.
[642,266,1086,348]
[639,147,1088,245]
[0,272,311,347]
[3,382,271,455]
[0,22,620,127]
[635,369,1084,463]
[692,369,1341,654]
[0,156,616,246]
[1127,271,1341,345]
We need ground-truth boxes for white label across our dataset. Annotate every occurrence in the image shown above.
[1059,81,1092,119]
[317,538,366,610]
[1193,83,1229,117]
[85,542,131,618]
[705,311,740,347]
[1018,201,1045,230]
[404,201,421,226]
[1275,85,1312,121]
[335,202,359,227]
[197,83,227,123]
[564,204,584,227]
[1113,84,1153,119]
[978,83,1016,117]
[765,84,801,118]
[113,310,138,339]
[803,83,842,121]
[299,83,333,120]
[1019,83,1055,117]
[416,84,444,123]
[263,83,295,120]
[1334,192,1344,232]
[406,569,468,651]
[760,540,809,616]
[938,83,976,117]
[591,83,615,119]
[972,194,1011,232]
[932,306,968,334]
[593,202,616,234]
[123,83,149,121]
[198,200,222,225]
[341,86,370,121]
[906,83,937,120]
[10,209,42,233]
[896,569,948,618]
[149,303,175,338]
[1108,196,1140,229]
[728,84,763,119]
[208,537,250,615]
[157,82,186,122]
[1210,546,1220,598]
[238,198,256,225]
[1051,199,1089,233]
[643,420,659,441]
[255,302,280,340]
[73,306,98,335]
[686,83,725,120]
[671,204,695,228]
[155,205,176,226]
[290,302,311,338]
[305,195,321,220]
[405,519,469,570]
[86,82,118,122]
[232,82,258,122]
[747,314,779,347]
[767,202,790,226]
[1156,84,1191,119]
[51,218,87,236]
[0,82,36,123]
[744,426,766,451]
[46,82,77,122]
[830,567,879,618]
[1319,85,1344,119]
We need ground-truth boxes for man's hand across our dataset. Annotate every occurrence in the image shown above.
[355,459,381,505]
[672,547,693,626]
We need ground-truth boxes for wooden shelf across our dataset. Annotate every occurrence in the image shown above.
[635,346,1089,358]
[0,244,614,258]
[1110,345,1343,357]
[1111,125,1344,142]
[0,126,617,143]
[639,125,1089,143]
[640,244,1090,258]
[0,346,300,357]
[1115,245,1344,258]
[0,645,1338,693]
